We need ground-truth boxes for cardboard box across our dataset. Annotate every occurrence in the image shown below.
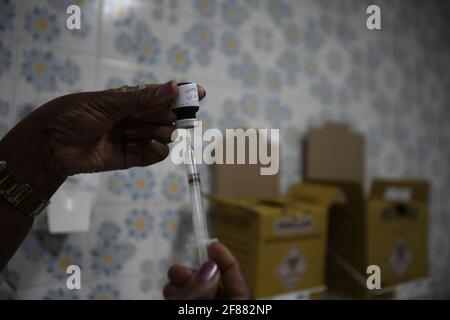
[302,122,429,299]
[210,183,343,299]
[211,130,280,199]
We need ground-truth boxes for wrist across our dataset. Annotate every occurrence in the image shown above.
[0,131,66,199]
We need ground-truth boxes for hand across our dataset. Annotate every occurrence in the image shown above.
[163,242,253,300]
[0,81,205,198]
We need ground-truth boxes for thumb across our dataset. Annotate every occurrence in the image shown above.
[171,261,220,300]
[95,80,178,120]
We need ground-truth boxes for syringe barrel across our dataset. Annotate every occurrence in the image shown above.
[184,129,210,265]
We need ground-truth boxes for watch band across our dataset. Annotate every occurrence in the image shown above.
[0,161,50,218]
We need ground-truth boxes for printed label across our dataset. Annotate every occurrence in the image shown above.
[389,238,413,278]
[275,216,315,235]
[384,187,412,202]
[276,248,307,289]
[172,83,199,108]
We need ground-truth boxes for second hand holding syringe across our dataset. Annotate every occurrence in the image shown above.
[172,82,214,266]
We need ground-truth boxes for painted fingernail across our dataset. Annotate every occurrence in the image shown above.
[156,81,175,98]
[196,261,218,283]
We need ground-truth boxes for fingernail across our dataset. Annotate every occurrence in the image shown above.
[198,85,206,98]
[196,261,218,283]
[156,81,175,98]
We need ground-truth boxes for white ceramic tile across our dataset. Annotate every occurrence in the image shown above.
[17,0,100,54]
[8,231,89,291]
[87,276,162,299]
[100,0,166,66]
[97,57,166,90]
[0,0,18,42]
[15,43,96,100]
[15,283,88,300]
[88,202,160,280]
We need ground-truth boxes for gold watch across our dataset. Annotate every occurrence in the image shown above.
[0,161,50,218]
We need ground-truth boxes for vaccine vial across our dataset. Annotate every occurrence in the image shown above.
[171,82,200,129]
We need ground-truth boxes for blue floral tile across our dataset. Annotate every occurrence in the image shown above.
[18,0,99,54]
[0,119,10,139]
[0,40,13,77]
[240,93,260,118]
[106,171,130,196]
[253,25,274,52]
[303,17,327,52]
[159,208,192,242]
[17,45,96,95]
[0,98,11,121]
[43,287,81,300]
[283,23,301,46]
[192,0,218,19]
[265,68,284,93]
[277,49,301,85]
[0,0,16,37]
[185,22,215,51]
[15,284,86,300]
[310,74,335,106]
[23,5,60,43]
[46,245,83,281]
[125,209,154,240]
[216,98,249,130]
[91,240,136,276]
[281,153,301,192]
[166,43,191,73]
[20,48,59,91]
[161,171,188,202]
[98,59,137,91]
[88,283,121,300]
[282,127,301,147]
[8,231,89,290]
[131,70,159,86]
[140,259,154,275]
[139,277,153,295]
[134,22,161,64]
[229,53,260,87]
[97,221,122,244]
[220,31,240,57]
[101,0,165,65]
[326,48,345,74]
[196,110,214,132]
[0,62,13,120]
[128,167,156,200]
[89,203,161,280]
[266,0,293,26]
[220,0,249,28]
[264,97,292,128]
[88,277,160,300]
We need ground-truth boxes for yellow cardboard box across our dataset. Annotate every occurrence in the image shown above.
[302,122,429,299]
[324,179,429,299]
[210,183,343,299]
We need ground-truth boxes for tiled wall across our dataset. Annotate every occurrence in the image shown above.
[0,0,449,299]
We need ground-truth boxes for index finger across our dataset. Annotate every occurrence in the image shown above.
[125,83,206,124]
[208,242,252,299]
[110,83,207,101]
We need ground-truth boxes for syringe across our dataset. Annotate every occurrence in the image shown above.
[184,128,210,265]
[171,82,214,266]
